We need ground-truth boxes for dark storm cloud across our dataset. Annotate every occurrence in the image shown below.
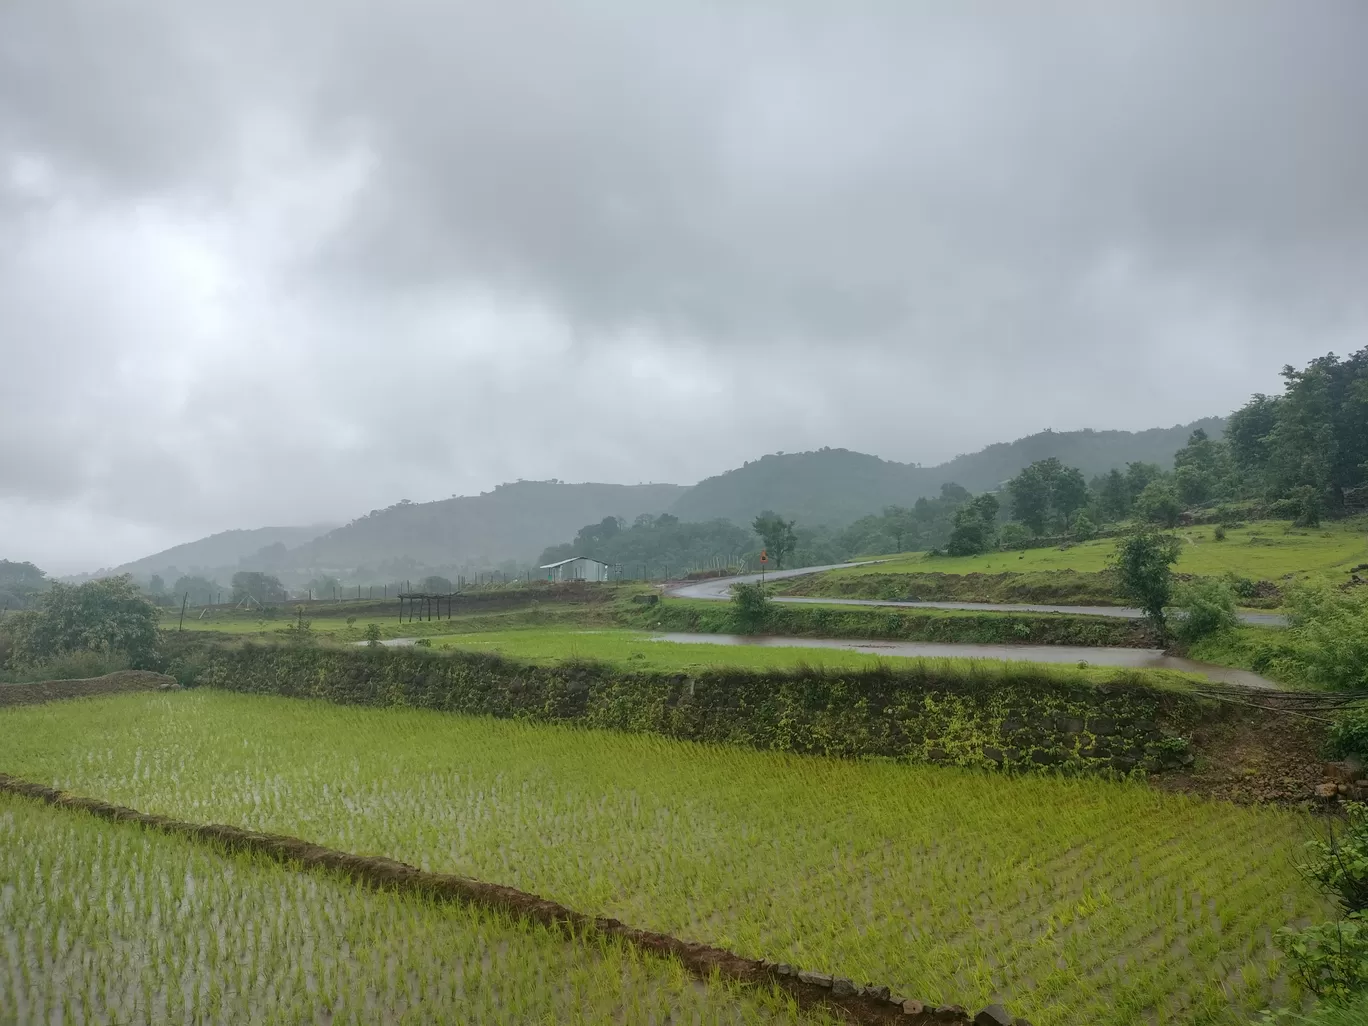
[2,1,1367,570]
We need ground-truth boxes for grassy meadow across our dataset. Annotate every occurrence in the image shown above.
[0,791,821,1026]
[831,518,1368,586]
[0,689,1324,1026]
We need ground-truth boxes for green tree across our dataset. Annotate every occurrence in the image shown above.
[231,571,285,606]
[173,575,218,606]
[752,511,798,569]
[419,575,453,593]
[882,505,916,553]
[998,522,1031,550]
[946,493,1000,556]
[1070,511,1097,541]
[1123,461,1163,503]
[1097,468,1131,520]
[1134,480,1182,527]
[1110,531,1182,639]
[8,575,159,667]
[1007,458,1088,535]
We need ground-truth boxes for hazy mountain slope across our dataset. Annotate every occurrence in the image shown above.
[109,525,336,578]
[932,418,1227,494]
[667,449,923,528]
[669,418,1225,527]
[289,480,688,570]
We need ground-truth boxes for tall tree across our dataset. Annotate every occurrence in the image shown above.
[946,493,1000,556]
[1007,458,1088,535]
[752,511,798,569]
[1110,531,1183,640]
[7,575,160,667]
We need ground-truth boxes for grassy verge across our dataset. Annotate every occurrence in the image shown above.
[420,626,1190,681]
[0,689,1323,1026]
[1184,625,1317,690]
[646,597,1161,646]
[0,789,814,1025]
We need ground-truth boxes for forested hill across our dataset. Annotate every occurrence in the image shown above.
[285,481,688,570]
[667,418,1224,528]
[107,525,336,579]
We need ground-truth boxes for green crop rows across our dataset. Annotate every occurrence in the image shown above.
[0,690,1324,1025]
[0,792,822,1025]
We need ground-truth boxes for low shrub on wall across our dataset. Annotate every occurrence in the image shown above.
[191,642,1209,775]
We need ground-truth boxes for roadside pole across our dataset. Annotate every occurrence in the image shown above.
[760,549,768,590]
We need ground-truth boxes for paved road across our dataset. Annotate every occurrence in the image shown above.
[665,564,1289,627]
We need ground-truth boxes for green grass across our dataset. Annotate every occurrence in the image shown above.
[0,791,818,1026]
[0,690,1324,1025]
[419,626,1204,686]
[831,518,1368,584]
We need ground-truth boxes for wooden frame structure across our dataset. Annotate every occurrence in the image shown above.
[397,593,458,622]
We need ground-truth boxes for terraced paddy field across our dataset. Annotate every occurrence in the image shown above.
[782,518,1368,608]
[0,791,819,1026]
[841,519,1368,581]
[0,690,1325,1025]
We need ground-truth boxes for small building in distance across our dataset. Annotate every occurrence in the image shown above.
[539,556,613,583]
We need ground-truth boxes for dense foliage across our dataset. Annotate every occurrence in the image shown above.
[0,575,159,670]
[0,559,48,611]
[1278,804,1368,1001]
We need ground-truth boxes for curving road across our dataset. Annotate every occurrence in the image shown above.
[665,564,1289,627]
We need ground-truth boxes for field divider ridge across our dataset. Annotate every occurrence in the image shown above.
[0,772,1027,1026]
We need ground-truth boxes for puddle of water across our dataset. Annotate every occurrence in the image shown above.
[650,632,1278,689]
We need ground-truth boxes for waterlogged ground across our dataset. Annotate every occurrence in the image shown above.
[0,690,1325,1026]
[0,792,823,1026]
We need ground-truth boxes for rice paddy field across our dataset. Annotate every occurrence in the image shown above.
[0,689,1325,1025]
[831,518,1368,585]
[0,791,820,1026]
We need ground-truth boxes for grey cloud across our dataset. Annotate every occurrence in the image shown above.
[2,1,1368,569]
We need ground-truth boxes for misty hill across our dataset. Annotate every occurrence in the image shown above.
[667,418,1225,528]
[109,525,336,579]
[287,481,688,571]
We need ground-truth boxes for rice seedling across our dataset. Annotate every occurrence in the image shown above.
[0,791,826,1025]
[0,690,1326,1025]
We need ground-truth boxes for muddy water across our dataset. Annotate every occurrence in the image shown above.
[650,632,1279,689]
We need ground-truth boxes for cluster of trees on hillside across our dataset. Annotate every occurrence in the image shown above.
[0,560,48,611]
[539,514,756,576]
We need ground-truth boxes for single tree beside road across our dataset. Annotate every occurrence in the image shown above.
[1110,530,1182,640]
[751,511,797,569]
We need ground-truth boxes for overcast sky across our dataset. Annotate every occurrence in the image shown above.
[4,2,1367,572]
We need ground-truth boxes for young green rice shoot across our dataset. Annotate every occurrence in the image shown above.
[0,690,1324,1025]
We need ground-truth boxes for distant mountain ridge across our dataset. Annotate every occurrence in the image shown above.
[107,525,337,579]
[287,481,689,572]
[667,417,1225,528]
[101,417,1224,577]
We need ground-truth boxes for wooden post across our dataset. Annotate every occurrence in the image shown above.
[398,596,403,621]
[178,593,188,631]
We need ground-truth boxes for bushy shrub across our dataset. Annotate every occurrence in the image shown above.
[1328,709,1368,761]
[998,522,1031,550]
[1285,586,1368,691]
[1278,803,1368,1000]
[1213,525,1227,541]
[4,576,158,669]
[364,623,383,647]
[730,582,770,633]
[1170,580,1239,643]
[1071,512,1097,541]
